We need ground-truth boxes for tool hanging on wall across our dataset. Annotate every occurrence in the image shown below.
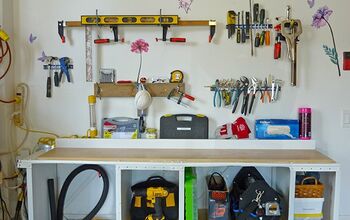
[206,76,283,115]
[275,6,303,87]
[167,86,195,108]
[42,56,74,98]
[226,2,272,56]
[58,11,216,44]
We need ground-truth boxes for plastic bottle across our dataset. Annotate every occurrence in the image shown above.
[299,108,312,140]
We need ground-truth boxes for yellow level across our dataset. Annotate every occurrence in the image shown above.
[81,15,179,25]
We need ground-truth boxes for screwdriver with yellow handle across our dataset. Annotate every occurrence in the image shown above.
[226,10,236,39]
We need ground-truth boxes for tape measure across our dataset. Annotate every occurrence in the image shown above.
[170,70,184,83]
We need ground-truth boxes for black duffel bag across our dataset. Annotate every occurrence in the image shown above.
[130,176,178,220]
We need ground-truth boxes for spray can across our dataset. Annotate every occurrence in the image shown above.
[87,95,97,138]
[299,108,311,140]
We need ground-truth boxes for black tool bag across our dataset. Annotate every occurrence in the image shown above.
[130,176,178,220]
[230,167,284,220]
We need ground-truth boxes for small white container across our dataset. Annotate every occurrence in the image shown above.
[295,198,324,214]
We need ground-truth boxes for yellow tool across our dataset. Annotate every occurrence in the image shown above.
[81,15,179,25]
[226,11,236,39]
[170,70,184,83]
[145,187,169,220]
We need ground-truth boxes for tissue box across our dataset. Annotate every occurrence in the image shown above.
[255,119,299,139]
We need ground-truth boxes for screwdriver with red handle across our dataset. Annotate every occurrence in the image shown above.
[156,38,186,43]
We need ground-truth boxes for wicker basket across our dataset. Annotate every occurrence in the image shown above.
[295,177,324,198]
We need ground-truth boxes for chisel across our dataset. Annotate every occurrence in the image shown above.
[245,12,250,39]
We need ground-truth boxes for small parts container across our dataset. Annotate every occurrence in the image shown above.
[299,108,312,140]
[145,128,157,139]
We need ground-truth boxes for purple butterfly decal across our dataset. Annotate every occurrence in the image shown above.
[308,0,315,8]
[178,0,193,14]
[37,51,48,62]
[29,33,37,44]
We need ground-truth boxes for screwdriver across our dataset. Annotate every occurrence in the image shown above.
[241,11,246,43]
[253,4,259,23]
[237,12,241,43]
[226,10,237,39]
[260,9,265,25]
[155,38,186,43]
[265,18,271,46]
[245,12,250,39]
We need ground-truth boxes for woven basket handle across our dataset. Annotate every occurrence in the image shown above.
[301,176,319,185]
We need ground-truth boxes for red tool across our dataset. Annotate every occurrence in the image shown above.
[94,38,125,44]
[156,38,186,43]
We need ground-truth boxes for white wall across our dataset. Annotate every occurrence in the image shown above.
[11,0,350,217]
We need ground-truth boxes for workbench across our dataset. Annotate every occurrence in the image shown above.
[18,139,340,220]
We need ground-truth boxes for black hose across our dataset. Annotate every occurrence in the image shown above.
[56,164,109,220]
[48,179,57,220]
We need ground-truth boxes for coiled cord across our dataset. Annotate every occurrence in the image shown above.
[56,164,109,220]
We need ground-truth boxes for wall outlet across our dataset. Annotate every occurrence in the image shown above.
[342,110,350,128]
[13,85,25,126]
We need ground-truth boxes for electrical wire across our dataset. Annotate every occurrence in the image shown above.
[15,124,60,138]
[0,40,12,81]
[0,99,16,104]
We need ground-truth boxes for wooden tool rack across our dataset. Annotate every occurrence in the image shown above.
[18,139,340,220]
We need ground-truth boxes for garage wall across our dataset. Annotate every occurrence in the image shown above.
[10,0,350,217]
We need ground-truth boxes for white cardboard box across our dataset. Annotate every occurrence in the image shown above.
[295,198,324,214]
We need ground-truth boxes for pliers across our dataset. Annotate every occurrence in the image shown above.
[260,78,271,103]
[248,77,258,114]
[58,57,71,84]
[231,80,243,113]
[240,76,250,115]
[213,79,222,107]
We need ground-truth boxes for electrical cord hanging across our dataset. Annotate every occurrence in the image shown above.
[56,164,109,220]
[0,99,16,104]
[0,40,12,81]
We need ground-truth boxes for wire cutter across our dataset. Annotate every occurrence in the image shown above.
[59,57,71,84]
[260,78,271,103]
[248,77,258,114]
[213,79,222,107]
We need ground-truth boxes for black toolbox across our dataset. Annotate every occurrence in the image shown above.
[160,114,208,139]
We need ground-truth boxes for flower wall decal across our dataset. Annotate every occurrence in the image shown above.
[312,6,341,76]
[130,39,149,84]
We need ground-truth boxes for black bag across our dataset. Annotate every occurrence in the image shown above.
[230,167,284,220]
[130,176,178,220]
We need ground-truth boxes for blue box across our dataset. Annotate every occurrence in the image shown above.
[255,119,299,140]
